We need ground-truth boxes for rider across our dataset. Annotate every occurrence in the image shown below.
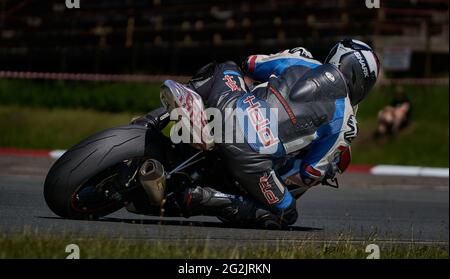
[155,39,380,229]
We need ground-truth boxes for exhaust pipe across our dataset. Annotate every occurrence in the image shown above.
[138,159,166,206]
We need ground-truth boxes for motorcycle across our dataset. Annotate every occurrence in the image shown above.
[44,80,306,222]
[45,80,243,220]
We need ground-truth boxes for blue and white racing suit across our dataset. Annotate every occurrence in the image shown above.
[242,48,358,192]
[186,47,358,227]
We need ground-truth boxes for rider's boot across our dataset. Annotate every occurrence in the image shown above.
[182,186,288,229]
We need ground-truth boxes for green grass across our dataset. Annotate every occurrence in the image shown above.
[352,84,449,167]
[0,79,162,113]
[0,106,136,149]
[0,232,447,259]
[0,80,448,166]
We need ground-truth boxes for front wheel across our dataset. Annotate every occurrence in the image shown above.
[44,125,163,219]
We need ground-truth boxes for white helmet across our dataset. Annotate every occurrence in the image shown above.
[325,38,380,105]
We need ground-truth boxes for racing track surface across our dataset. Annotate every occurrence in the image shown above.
[0,155,448,246]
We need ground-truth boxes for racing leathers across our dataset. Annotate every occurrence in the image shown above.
[181,48,358,229]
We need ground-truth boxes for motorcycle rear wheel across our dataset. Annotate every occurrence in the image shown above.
[44,125,163,219]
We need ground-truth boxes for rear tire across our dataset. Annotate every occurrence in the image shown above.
[44,125,163,219]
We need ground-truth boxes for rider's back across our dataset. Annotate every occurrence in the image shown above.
[251,63,350,155]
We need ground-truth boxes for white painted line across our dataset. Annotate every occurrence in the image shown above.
[371,165,449,178]
[49,150,66,159]
[18,148,449,179]
[371,165,421,176]
[420,167,449,178]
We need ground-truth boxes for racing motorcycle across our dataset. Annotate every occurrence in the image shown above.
[44,80,305,221]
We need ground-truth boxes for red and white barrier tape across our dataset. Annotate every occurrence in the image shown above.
[0,147,447,178]
[0,70,447,85]
[0,71,190,83]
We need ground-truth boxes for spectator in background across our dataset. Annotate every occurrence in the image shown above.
[374,85,412,138]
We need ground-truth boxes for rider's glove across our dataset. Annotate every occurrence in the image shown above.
[287,47,313,59]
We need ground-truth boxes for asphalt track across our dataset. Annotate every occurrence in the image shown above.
[0,155,448,246]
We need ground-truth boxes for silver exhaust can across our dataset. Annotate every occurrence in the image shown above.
[138,159,166,206]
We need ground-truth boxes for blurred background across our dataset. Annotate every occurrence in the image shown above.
[0,0,448,167]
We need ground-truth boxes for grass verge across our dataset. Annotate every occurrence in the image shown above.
[0,106,136,149]
[352,84,449,167]
[0,83,448,167]
[0,232,447,259]
[0,79,161,113]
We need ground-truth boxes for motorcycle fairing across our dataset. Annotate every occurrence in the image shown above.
[160,80,215,150]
